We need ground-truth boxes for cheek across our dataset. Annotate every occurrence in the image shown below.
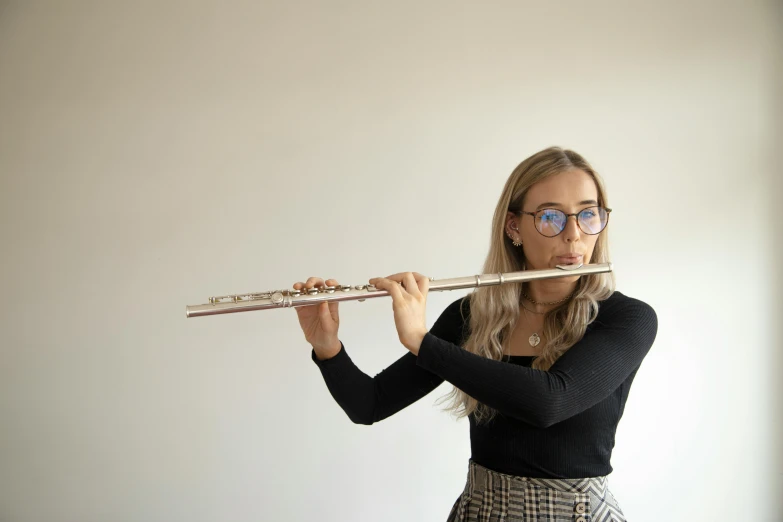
[586,238,599,257]
[523,235,550,256]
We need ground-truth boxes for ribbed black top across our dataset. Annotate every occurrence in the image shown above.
[311,290,658,478]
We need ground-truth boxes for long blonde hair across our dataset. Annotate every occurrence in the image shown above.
[435,146,616,425]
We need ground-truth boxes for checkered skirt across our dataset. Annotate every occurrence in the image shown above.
[446,460,626,522]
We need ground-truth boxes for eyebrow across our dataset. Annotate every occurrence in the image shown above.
[535,199,598,211]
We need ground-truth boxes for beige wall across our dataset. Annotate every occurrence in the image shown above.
[1,1,780,521]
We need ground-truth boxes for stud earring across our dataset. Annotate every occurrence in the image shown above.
[508,224,522,247]
[508,227,522,247]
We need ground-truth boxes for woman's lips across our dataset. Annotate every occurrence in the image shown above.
[556,255,583,264]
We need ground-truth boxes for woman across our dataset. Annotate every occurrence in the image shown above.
[293,146,658,522]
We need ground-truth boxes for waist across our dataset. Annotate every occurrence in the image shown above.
[464,459,609,496]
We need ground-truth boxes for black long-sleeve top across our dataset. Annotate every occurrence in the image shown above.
[310,290,658,478]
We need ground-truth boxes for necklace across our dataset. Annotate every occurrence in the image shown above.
[522,289,574,306]
[521,306,544,348]
[520,289,572,347]
[520,301,545,315]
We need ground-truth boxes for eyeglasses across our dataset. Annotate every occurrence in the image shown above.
[511,206,611,237]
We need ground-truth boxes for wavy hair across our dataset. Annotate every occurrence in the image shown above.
[435,146,616,425]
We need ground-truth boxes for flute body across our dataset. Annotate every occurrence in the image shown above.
[185,262,613,318]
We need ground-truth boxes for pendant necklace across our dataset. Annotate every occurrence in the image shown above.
[521,303,544,347]
[520,289,574,348]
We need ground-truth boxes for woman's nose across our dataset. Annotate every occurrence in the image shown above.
[562,215,581,241]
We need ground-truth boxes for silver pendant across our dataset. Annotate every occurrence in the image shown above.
[528,333,541,347]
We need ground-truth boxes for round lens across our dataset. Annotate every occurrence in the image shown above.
[578,207,608,234]
[536,209,567,237]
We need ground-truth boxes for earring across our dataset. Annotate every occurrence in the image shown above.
[508,227,522,247]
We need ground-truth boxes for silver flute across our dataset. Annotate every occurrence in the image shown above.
[185,262,613,318]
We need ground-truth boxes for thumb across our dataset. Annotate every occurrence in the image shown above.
[319,301,331,321]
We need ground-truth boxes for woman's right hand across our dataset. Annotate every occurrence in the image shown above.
[293,277,342,359]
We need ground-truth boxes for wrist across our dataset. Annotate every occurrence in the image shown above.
[313,340,341,360]
[405,330,428,355]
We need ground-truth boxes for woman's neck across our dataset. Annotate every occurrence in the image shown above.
[522,280,577,312]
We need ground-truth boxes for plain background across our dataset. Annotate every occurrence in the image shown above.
[1,1,781,521]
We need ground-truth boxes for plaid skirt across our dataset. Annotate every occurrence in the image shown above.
[446,460,626,522]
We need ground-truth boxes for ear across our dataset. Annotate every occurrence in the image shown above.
[505,211,519,233]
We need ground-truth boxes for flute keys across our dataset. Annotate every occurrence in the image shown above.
[352,283,369,301]
[187,263,615,318]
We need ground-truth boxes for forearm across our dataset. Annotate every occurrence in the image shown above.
[312,341,446,425]
[312,342,378,424]
[415,301,657,427]
[415,333,562,426]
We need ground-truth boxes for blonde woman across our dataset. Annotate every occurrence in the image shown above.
[295,146,658,522]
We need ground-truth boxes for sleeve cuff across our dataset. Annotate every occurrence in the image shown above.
[311,340,349,367]
[415,331,449,375]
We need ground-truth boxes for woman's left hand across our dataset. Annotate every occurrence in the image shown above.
[368,271,430,355]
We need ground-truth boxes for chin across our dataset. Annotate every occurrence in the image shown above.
[553,274,580,282]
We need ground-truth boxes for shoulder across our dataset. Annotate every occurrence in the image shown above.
[437,294,472,322]
[599,290,656,314]
[596,290,658,333]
